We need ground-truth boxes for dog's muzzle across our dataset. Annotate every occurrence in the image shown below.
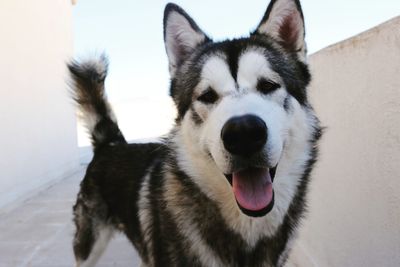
[221,115,275,217]
[221,114,267,156]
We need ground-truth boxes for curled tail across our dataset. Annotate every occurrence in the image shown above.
[68,55,126,151]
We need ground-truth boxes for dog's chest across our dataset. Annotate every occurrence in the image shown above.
[146,170,286,267]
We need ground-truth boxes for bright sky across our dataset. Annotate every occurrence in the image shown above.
[72,0,399,143]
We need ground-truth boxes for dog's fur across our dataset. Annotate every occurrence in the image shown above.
[69,1,321,266]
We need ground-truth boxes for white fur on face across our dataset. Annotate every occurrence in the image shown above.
[192,55,236,120]
[175,49,318,244]
[204,92,287,172]
[237,49,282,90]
[199,55,236,95]
[194,49,288,173]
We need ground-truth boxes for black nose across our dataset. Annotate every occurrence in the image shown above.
[221,115,267,156]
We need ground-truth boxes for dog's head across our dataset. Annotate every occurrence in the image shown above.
[164,0,320,220]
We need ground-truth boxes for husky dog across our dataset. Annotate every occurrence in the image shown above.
[69,0,321,266]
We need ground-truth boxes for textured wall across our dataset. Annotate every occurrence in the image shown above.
[289,17,400,267]
[0,0,79,210]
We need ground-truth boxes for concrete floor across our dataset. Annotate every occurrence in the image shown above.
[0,169,141,267]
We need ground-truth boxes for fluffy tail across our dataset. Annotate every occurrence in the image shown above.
[68,55,126,151]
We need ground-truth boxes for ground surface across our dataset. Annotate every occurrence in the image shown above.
[0,169,141,267]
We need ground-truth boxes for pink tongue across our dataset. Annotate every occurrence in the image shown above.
[232,168,273,211]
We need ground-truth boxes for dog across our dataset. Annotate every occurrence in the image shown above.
[69,0,321,266]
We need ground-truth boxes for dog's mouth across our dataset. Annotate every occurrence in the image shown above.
[225,166,276,217]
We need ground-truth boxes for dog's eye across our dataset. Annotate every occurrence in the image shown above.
[197,88,219,104]
[257,78,280,95]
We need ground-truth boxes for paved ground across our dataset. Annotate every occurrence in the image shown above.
[0,169,141,267]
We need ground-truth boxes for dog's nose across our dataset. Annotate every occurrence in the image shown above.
[221,115,267,156]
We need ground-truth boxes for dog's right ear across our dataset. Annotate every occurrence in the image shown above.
[164,3,210,77]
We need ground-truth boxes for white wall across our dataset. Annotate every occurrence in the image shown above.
[288,17,400,267]
[0,0,79,211]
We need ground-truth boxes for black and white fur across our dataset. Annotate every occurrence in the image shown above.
[70,1,321,266]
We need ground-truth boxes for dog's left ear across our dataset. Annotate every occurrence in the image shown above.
[164,3,210,77]
[253,0,306,61]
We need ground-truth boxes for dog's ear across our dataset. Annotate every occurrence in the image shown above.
[253,0,306,61]
[164,3,210,76]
